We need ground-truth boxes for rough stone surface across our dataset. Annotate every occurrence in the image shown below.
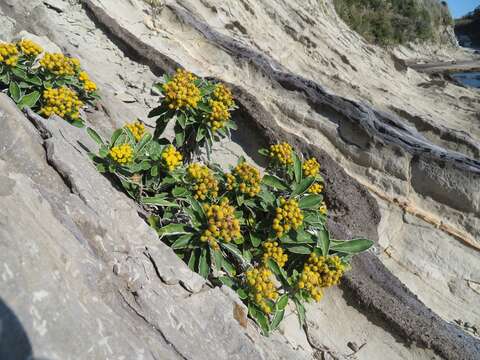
[0,0,479,359]
[0,94,310,360]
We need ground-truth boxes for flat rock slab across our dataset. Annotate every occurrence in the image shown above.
[0,94,310,360]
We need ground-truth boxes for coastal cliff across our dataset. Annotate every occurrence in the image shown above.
[455,6,480,48]
[0,1,479,359]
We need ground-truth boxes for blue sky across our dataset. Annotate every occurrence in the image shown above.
[446,0,480,18]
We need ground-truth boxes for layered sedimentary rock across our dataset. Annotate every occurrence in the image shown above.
[0,0,479,359]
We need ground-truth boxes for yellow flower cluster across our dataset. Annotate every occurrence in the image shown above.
[125,121,145,141]
[17,39,43,57]
[226,162,261,197]
[162,145,183,171]
[0,43,19,66]
[213,83,234,108]
[162,69,201,110]
[109,144,133,165]
[40,87,83,120]
[262,241,288,268]
[297,254,345,302]
[78,71,97,93]
[269,142,293,166]
[208,99,230,132]
[187,163,219,200]
[308,182,323,194]
[40,53,80,76]
[272,197,303,238]
[246,266,278,314]
[320,201,328,215]
[303,158,320,177]
[200,198,241,250]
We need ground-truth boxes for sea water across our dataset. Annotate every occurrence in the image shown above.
[451,72,480,88]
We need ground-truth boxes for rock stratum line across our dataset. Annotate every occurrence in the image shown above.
[166,3,480,175]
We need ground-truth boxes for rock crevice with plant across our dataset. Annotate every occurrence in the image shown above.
[86,68,373,333]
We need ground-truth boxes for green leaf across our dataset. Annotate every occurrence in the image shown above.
[249,303,270,336]
[270,309,285,331]
[25,74,42,86]
[236,193,244,206]
[11,67,27,81]
[0,71,10,84]
[249,233,262,247]
[262,175,289,191]
[177,113,187,129]
[175,129,185,147]
[236,288,248,300]
[267,258,282,276]
[291,177,315,197]
[225,120,238,130]
[86,127,104,146]
[267,259,289,286]
[154,116,170,138]
[171,234,193,249]
[276,294,289,311]
[187,196,207,222]
[111,128,123,145]
[17,81,32,89]
[219,276,235,287]
[318,227,330,256]
[292,230,316,244]
[96,163,106,173]
[197,102,211,113]
[124,126,136,144]
[198,248,210,278]
[98,147,109,158]
[172,187,188,197]
[134,132,152,153]
[220,243,244,263]
[259,189,275,206]
[330,238,373,254]
[293,152,302,184]
[242,249,252,262]
[196,127,206,142]
[188,250,197,271]
[299,194,322,209]
[70,118,85,128]
[294,298,306,328]
[150,164,159,177]
[157,223,188,235]
[151,83,163,95]
[285,244,312,254]
[303,211,324,226]
[212,249,223,271]
[258,148,269,157]
[17,90,40,109]
[9,81,21,103]
[142,196,179,208]
[222,258,236,276]
[148,106,166,118]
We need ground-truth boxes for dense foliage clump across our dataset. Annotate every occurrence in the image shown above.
[0,38,99,126]
[333,0,453,45]
[87,68,374,335]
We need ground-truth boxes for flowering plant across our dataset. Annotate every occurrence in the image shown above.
[88,69,372,335]
[148,69,237,161]
[0,39,99,126]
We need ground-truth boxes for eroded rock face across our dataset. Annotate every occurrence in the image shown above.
[0,0,479,359]
[0,95,312,360]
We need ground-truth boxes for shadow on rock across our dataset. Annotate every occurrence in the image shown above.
[0,297,32,360]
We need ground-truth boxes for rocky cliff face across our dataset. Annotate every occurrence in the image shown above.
[0,0,479,359]
[455,7,480,48]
